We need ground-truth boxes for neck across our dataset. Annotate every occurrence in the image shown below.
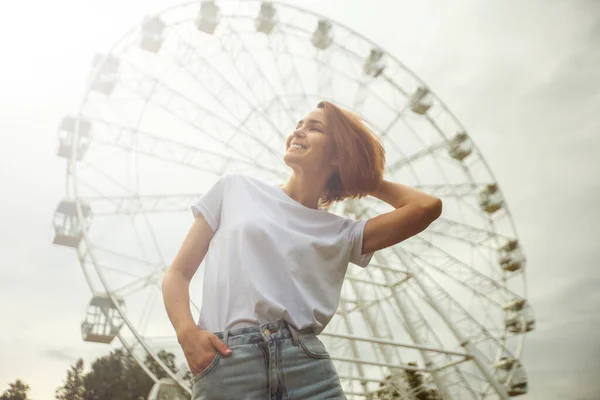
[280,171,329,209]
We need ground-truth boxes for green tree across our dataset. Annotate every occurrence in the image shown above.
[145,350,191,397]
[404,362,440,400]
[145,350,178,379]
[56,358,85,400]
[374,373,406,400]
[0,379,30,400]
[85,348,156,400]
[55,348,189,400]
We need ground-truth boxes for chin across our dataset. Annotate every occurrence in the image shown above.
[283,152,301,170]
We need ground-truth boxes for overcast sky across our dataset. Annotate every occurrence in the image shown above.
[1,0,599,399]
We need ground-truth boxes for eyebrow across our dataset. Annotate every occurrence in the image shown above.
[296,119,326,127]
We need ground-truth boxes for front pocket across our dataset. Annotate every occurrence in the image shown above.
[298,335,331,359]
[192,352,221,383]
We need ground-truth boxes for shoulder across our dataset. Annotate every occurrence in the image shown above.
[216,172,276,192]
[219,172,268,185]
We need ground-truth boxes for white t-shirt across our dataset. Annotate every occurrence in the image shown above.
[191,173,374,334]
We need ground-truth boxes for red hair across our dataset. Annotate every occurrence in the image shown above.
[317,101,385,207]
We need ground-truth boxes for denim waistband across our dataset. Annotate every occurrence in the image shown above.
[213,319,314,347]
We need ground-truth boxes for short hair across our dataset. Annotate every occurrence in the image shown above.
[317,101,385,208]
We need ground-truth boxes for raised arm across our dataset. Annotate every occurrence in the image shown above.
[362,180,442,254]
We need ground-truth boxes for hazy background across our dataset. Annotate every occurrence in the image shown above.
[1,0,599,399]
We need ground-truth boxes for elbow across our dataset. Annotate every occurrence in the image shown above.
[422,197,442,222]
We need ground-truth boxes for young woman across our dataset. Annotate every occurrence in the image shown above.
[162,101,442,399]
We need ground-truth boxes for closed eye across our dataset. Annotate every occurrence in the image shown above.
[296,119,325,132]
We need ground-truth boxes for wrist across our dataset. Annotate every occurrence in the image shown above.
[369,180,390,201]
[176,320,199,343]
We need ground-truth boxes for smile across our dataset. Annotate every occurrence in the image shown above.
[290,144,307,150]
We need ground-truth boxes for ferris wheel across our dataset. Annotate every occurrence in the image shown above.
[52,1,534,399]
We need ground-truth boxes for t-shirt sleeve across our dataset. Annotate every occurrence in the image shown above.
[348,219,374,268]
[191,175,228,232]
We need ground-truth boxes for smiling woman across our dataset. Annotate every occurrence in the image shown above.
[53,1,534,398]
[163,99,442,399]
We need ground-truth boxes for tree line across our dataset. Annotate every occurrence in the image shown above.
[1,349,191,400]
[2,351,438,400]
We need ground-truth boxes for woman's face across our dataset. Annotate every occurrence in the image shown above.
[283,108,337,176]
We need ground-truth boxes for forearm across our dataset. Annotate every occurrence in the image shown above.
[370,180,440,209]
[162,269,197,341]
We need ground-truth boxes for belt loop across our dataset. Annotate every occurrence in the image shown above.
[287,321,300,346]
[222,330,229,347]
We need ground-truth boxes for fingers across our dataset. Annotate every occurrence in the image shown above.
[210,334,232,356]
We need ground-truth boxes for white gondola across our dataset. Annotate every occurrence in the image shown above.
[494,356,517,370]
[141,16,167,53]
[494,358,528,396]
[255,2,276,35]
[507,365,528,397]
[503,298,527,312]
[506,303,535,334]
[447,132,473,161]
[195,1,220,35]
[409,86,432,115]
[478,184,503,214]
[498,239,525,272]
[90,54,120,95]
[56,116,91,160]
[311,19,333,50]
[363,48,385,77]
[52,200,92,248]
[147,378,188,400]
[81,294,125,344]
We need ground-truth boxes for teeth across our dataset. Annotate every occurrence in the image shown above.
[291,144,306,150]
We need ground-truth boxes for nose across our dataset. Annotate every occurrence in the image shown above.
[293,127,306,138]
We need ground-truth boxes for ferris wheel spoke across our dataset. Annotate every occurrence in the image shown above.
[378,105,412,140]
[113,61,284,168]
[345,280,398,368]
[93,246,161,269]
[366,251,471,400]
[77,161,131,195]
[111,271,162,298]
[95,262,148,280]
[79,193,202,215]
[212,25,297,125]
[428,217,513,249]
[84,117,284,179]
[386,140,457,174]
[249,17,312,114]
[401,243,510,310]
[316,48,334,98]
[412,183,491,199]
[394,247,513,357]
[165,25,289,146]
[219,25,303,128]
[339,200,487,398]
[414,218,520,290]
[264,28,401,116]
[386,145,435,174]
[401,283,479,400]
[349,265,478,399]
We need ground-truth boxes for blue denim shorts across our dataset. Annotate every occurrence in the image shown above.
[191,319,346,400]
